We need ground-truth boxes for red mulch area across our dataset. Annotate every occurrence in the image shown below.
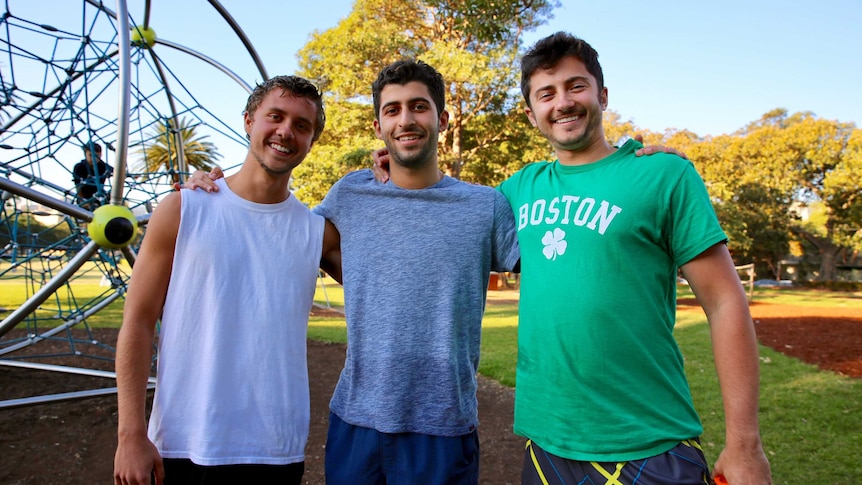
[678,297,862,378]
[1,297,859,484]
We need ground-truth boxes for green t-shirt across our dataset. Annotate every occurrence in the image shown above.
[498,139,727,462]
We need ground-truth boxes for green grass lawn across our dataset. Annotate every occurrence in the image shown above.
[4,273,860,483]
[0,261,127,328]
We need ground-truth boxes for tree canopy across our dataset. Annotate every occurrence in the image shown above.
[287,0,861,282]
[135,117,221,183]
[654,109,862,281]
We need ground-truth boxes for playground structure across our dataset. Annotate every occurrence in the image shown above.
[0,0,271,408]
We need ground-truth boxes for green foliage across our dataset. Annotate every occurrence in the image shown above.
[822,128,862,249]
[459,103,553,186]
[658,109,862,280]
[294,0,559,193]
[293,99,380,206]
[0,212,73,249]
[425,0,557,46]
[603,110,639,146]
[135,116,221,181]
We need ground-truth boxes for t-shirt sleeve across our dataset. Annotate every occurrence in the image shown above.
[491,190,520,272]
[312,179,340,221]
[670,162,727,266]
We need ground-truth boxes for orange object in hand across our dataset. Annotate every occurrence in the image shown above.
[714,475,728,485]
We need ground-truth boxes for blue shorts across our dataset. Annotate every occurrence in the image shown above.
[522,438,711,485]
[325,411,480,485]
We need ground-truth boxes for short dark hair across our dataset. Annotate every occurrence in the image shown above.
[244,75,326,142]
[520,32,604,108]
[83,142,102,154]
[372,59,446,119]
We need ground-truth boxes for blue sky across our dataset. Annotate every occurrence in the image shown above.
[148,0,860,138]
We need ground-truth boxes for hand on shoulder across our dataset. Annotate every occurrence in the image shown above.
[172,166,225,192]
[631,134,689,160]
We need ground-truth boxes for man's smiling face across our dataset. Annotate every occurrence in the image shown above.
[373,81,448,170]
[525,55,608,155]
[245,89,317,176]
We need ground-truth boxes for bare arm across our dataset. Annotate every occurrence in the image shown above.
[681,244,772,485]
[113,193,182,485]
[320,219,342,285]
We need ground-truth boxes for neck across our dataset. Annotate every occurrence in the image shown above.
[556,136,616,166]
[227,162,292,204]
[389,160,443,190]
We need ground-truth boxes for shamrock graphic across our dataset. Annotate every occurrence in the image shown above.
[542,228,567,261]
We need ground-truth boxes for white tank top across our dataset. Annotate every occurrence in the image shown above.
[148,178,324,465]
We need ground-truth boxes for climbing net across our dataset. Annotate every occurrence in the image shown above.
[0,0,265,406]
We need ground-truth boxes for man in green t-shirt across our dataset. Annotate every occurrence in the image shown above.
[498,32,772,485]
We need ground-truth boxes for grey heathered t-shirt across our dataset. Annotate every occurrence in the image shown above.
[313,169,520,436]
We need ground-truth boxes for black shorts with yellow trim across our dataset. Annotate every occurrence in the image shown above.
[521,438,711,485]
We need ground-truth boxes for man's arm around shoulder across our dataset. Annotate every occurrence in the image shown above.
[113,192,182,485]
[681,243,772,485]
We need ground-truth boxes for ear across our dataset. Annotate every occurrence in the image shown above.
[438,110,450,132]
[243,111,253,137]
[373,119,383,140]
[600,87,609,111]
[524,106,538,128]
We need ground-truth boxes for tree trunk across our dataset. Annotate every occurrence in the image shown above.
[446,98,463,180]
[798,229,842,281]
[818,246,840,281]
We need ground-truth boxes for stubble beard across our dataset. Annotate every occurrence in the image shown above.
[548,109,602,153]
[387,133,437,170]
[252,149,299,176]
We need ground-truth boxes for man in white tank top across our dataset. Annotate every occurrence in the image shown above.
[113,76,342,485]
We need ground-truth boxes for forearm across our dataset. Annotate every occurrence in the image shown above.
[115,319,157,440]
[708,298,763,444]
[320,219,342,285]
[684,245,771,482]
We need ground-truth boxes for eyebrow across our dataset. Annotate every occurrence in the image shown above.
[533,76,591,96]
[267,106,314,127]
[381,96,432,110]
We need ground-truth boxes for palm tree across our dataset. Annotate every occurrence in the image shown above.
[136,117,221,183]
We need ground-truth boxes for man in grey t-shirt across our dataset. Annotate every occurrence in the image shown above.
[314,60,520,485]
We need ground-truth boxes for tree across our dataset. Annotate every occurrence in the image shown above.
[704,126,796,276]
[292,98,380,205]
[135,117,220,183]
[681,109,862,281]
[602,110,640,147]
[292,0,559,202]
[795,123,862,280]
